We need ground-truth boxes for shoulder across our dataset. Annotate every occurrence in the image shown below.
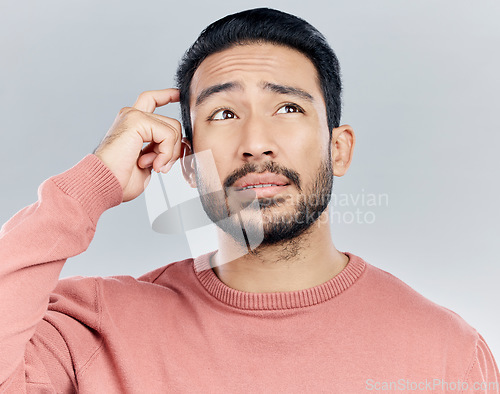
[346,253,499,380]
[50,256,196,312]
[96,256,197,303]
[135,256,194,284]
[370,259,475,325]
[350,253,480,348]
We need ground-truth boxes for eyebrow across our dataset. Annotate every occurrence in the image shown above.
[195,81,315,107]
[260,82,314,103]
[195,82,242,107]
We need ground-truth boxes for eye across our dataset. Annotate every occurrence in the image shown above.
[209,108,237,121]
[276,103,304,114]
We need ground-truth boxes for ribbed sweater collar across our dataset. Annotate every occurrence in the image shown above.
[193,251,365,310]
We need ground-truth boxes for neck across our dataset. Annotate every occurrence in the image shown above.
[210,209,348,293]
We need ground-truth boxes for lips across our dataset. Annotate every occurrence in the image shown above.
[240,183,283,190]
[228,172,291,200]
[232,172,290,191]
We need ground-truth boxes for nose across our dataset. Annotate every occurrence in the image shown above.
[237,115,278,161]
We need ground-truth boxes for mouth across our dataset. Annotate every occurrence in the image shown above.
[227,171,293,200]
[233,183,290,199]
[236,183,286,191]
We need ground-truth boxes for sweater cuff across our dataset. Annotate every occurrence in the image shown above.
[50,154,123,225]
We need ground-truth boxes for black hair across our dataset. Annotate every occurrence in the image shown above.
[175,7,342,143]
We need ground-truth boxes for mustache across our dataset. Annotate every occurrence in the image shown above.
[223,161,302,192]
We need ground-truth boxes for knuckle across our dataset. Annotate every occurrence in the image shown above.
[167,125,181,142]
[160,131,178,149]
[122,108,142,121]
[167,121,182,139]
[118,106,133,116]
[171,118,182,130]
[163,130,176,143]
[137,91,152,101]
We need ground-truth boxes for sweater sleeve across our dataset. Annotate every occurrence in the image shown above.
[0,154,122,391]
[465,333,500,393]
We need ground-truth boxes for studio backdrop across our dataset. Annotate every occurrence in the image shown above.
[1,0,499,358]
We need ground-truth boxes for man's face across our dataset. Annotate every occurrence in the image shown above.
[187,42,333,247]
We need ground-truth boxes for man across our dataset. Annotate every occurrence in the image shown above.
[0,7,498,393]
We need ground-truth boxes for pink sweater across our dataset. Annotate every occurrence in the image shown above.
[0,154,498,393]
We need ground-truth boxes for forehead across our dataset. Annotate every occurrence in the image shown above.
[189,43,322,103]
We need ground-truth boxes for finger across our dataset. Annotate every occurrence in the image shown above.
[133,88,180,113]
[143,112,182,171]
[133,112,182,149]
[152,126,181,172]
[132,111,182,171]
[142,111,183,135]
[139,130,183,172]
[137,142,158,169]
[134,117,181,172]
[157,131,183,174]
[138,151,157,169]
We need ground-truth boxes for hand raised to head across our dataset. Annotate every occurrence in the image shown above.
[94,89,181,202]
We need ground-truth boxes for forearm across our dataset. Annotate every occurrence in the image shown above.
[0,154,122,386]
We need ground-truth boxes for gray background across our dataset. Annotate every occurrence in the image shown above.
[1,0,499,359]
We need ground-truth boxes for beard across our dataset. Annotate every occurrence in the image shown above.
[195,150,333,251]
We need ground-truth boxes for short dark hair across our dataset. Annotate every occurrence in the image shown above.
[175,7,342,143]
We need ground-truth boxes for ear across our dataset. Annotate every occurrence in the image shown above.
[180,137,197,188]
[331,124,355,177]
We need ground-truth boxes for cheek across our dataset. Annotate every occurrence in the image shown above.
[192,148,227,191]
[285,122,325,153]
[190,123,235,188]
